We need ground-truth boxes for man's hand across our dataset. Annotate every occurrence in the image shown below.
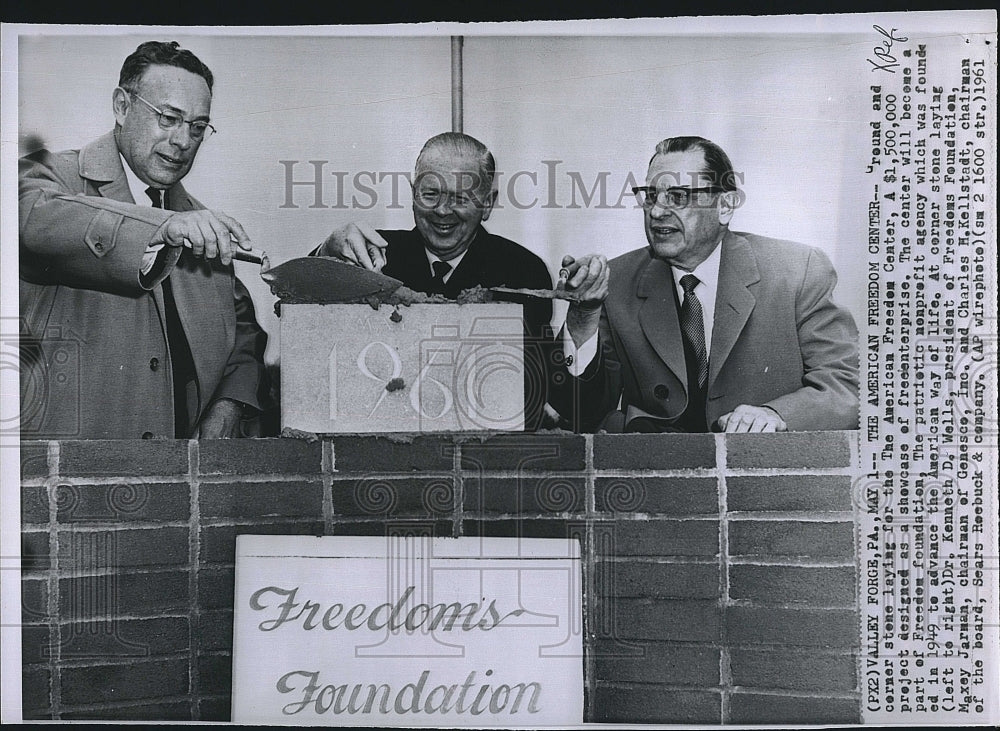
[717,405,787,433]
[317,222,389,271]
[559,254,609,347]
[194,398,246,439]
[151,210,252,266]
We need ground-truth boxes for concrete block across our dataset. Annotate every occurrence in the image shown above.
[281,303,526,432]
[199,438,321,475]
[596,598,721,642]
[59,571,189,617]
[21,485,49,524]
[730,648,857,691]
[22,666,51,714]
[460,433,586,470]
[58,527,189,570]
[196,610,234,652]
[198,697,231,722]
[730,565,856,605]
[332,520,455,538]
[463,475,586,514]
[20,441,49,479]
[593,686,721,723]
[60,658,189,706]
[198,480,323,521]
[729,520,855,558]
[332,476,456,517]
[729,693,859,724]
[728,474,853,512]
[726,431,853,469]
[461,519,583,541]
[595,520,719,557]
[59,440,188,477]
[595,476,718,514]
[197,654,233,695]
[21,531,50,572]
[592,641,720,686]
[594,433,716,470]
[594,561,719,599]
[332,435,455,472]
[21,625,50,666]
[727,606,859,647]
[54,483,190,523]
[22,578,48,624]
[62,702,191,721]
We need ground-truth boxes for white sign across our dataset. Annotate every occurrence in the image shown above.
[232,536,583,726]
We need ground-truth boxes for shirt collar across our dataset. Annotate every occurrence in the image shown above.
[671,238,723,294]
[119,153,157,207]
[424,247,469,279]
[422,227,480,279]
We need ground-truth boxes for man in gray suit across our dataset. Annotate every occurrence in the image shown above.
[552,136,859,433]
[19,41,268,439]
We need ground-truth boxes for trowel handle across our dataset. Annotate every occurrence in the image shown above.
[233,249,265,265]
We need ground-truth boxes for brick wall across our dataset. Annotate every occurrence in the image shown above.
[20,431,860,723]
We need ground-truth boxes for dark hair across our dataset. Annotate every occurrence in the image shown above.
[415,132,496,193]
[651,136,740,191]
[118,41,213,93]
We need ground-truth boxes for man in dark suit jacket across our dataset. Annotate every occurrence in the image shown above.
[551,136,859,433]
[314,132,554,427]
[19,41,268,439]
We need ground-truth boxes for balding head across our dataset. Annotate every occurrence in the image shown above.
[414,132,496,196]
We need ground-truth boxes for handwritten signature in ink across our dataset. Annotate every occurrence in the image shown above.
[868,24,908,73]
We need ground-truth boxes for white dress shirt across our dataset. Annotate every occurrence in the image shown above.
[423,247,469,283]
[120,154,166,274]
[564,239,724,376]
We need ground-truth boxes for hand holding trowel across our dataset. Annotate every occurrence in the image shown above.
[153,207,270,270]
[260,221,598,305]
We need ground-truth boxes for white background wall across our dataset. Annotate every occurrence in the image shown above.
[18,30,872,363]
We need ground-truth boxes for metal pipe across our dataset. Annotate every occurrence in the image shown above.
[451,36,463,133]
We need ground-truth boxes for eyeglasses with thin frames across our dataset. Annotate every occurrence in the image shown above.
[120,87,216,140]
[632,185,725,210]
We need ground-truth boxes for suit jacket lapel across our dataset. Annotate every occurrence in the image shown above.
[78,131,171,324]
[709,230,759,386]
[79,131,134,203]
[443,227,486,293]
[387,229,435,292]
[636,257,687,387]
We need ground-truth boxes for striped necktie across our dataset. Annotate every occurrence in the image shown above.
[679,273,709,388]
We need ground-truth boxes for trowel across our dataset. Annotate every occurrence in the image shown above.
[259,255,584,305]
[261,256,406,304]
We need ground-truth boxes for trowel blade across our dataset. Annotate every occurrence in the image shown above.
[261,256,404,303]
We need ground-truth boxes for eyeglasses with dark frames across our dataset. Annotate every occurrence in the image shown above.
[632,185,725,209]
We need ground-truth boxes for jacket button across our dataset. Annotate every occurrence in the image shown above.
[654,384,669,399]
[141,431,154,440]
[149,357,160,371]
[94,241,104,251]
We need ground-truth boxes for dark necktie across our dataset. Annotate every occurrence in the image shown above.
[679,274,709,389]
[146,186,194,437]
[145,186,163,209]
[429,260,452,294]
